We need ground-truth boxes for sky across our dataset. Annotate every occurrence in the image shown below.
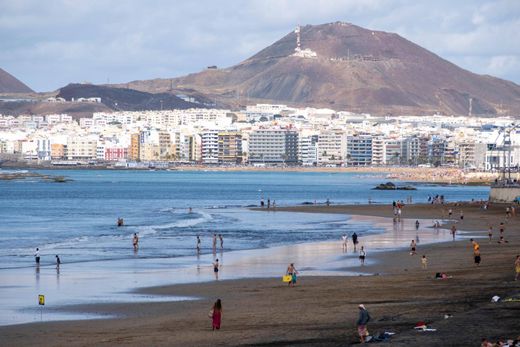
[1,0,520,92]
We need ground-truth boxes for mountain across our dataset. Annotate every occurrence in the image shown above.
[0,68,34,93]
[57,83,205,111]
[119,22,520,116]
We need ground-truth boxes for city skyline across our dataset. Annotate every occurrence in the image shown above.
[1,0,520,92]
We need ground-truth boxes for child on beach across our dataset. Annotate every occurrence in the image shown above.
[213,259,220,279]
[359,246,366,265]
[488,226,493,241]
[286,263,299,287]
[421,255,428,269]
[210,299,222,330]
[410,240,417,255]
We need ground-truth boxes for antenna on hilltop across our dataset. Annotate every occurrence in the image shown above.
[295,25,301,51]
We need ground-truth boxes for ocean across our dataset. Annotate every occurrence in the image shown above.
[0,169,489,325]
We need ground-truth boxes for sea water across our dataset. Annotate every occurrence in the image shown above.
[0,170,489,324]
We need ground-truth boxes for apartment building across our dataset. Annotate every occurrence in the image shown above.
[346,135,372,166]
[249,128,298,165]
[316,130,345,166]
[218,132,242,164]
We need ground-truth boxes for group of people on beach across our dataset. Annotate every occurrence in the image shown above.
[196,233,224,253]
[341,232,366,265]
[33,248,61,268]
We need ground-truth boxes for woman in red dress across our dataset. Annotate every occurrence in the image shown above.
[211,299,222,330]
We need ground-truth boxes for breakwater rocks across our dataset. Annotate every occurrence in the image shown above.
[373,182,416,190]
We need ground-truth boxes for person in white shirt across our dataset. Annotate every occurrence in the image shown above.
[34,248,40,264]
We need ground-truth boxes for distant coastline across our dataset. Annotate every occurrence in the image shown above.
[0,161,500,185]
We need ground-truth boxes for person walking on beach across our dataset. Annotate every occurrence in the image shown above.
[213,259,220,279]
[219,234,223,249]
[34,248,40,264]
[356,304,371,343]
[341,234,348,251]
[410,240,417,255]
[55,255,61,268]
[448,208,453,219]
[515,255,520,281]
[488,226,493,241]
[359,246,366,266]
[352,232,358,251]
[451,225,457,240]
[499,222,505,236]
[133,233,139,251]
[421,255,428,269]
[286,263,299,287]
[471,239,481,266]
[210,299,222,330]
[415,220,420,230]
[196,235,201,252]
[212,233,217,250]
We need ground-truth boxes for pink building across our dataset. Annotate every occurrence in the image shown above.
[105,147,128,161]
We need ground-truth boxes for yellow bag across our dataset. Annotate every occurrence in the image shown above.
[282,275,292,282]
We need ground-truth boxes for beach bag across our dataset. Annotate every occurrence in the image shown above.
[282,275,292,282]
[208,309,214,318]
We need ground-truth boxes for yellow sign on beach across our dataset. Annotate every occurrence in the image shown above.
[38,294,45,306]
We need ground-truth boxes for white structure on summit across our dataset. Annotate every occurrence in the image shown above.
[293,25,317,59]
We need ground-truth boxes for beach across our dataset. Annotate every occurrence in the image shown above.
[1,202,519,346]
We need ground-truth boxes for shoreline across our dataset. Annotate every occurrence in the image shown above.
[2,203,520,346]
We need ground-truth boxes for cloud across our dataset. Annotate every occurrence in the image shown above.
[0,0,519,91]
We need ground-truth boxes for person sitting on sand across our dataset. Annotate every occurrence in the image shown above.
[210,299,222,330]
[356,304,371,343]
[286,263,299,287]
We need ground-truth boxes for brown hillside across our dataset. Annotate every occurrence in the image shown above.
[119,22,520,116]
[0,68,34,93]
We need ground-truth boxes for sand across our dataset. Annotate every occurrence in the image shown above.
[1,203,519,346]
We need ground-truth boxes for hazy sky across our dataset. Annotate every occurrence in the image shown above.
[1,0,519,92]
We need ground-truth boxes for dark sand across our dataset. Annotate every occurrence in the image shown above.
[1,203,519,346]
